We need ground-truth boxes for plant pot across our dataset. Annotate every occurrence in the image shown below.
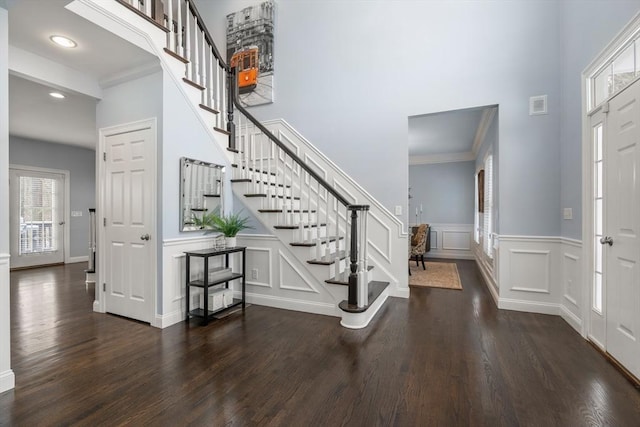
[225,236,237,248]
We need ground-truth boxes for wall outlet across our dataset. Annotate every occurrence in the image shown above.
[395,205,402,215]
[251,268,258,280]
[71,211,83,217]
[563,208,573,220]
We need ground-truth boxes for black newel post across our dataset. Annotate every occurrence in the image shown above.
[227,66,237,150]
[348,207,358,306]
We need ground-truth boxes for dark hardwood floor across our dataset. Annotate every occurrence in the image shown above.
[1,260,640,426]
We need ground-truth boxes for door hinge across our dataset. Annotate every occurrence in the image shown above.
[103,152,106,161]
[103,218,106,226]
[103,283,106,292]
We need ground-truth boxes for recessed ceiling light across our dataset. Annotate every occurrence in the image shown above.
[50,35,77,48]
[49,92,65,99]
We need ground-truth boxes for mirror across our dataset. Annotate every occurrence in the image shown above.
[180,157,224,231]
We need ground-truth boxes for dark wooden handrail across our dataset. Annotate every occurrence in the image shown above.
[232,94,354,208]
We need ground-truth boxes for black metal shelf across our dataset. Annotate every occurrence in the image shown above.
[188,273,243,288]
[184,246,246,326]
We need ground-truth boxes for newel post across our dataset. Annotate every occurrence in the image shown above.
[226,66,237,150]
[348,207,359,306]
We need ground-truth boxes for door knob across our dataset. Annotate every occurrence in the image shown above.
[600,236,613,246]
[140,234,151,241]
[58,221,65,225]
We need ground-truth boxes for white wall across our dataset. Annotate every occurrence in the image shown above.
[0,1,16,394]
[197,0,562,238]
[9,136,96,258]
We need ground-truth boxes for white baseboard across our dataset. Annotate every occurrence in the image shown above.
[498,297,560,315]
[390,286,410,298]
[153,310,184,329]
[67,256,89,264]
[428,251,475,260]
[241,291,340,317]
[0,369,15,393]
[560,304,582,334]
[475,257,499,306]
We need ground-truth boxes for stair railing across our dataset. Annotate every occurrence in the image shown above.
[119,0,371,308]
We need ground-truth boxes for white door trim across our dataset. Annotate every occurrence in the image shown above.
[581,12,640,341]
[96,118,157,325]
[9,164,71,266]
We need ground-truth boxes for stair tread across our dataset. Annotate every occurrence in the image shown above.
[227,147,240,153]
[258,209,316,213]
[183,77,205,91]
[245,193,267,198]
[290,236,344,247]
[214,127,232,136]
[199,103,219,115]
[231,179,290,188]
[325,265,375,285]
[274,223,327,230]
[307,250,347,265]
[338,281,389,313]
[231,164,277,176]
[164,48,189,64]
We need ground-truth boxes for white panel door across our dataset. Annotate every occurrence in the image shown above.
[605,79,640,379]
[9,167,65,269]
[104,126,154,323]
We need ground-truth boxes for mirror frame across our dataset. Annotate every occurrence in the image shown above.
[180,157,225,232]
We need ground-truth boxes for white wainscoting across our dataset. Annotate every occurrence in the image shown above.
[419,223,474,260]
[0,253,15,393]
[560,238,583,334]
[496,236,583,334]
[161,235,341,328]
[160,236,220,328]
[236,234,340,317]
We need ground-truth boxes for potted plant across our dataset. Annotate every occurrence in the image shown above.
[211,210,253,247]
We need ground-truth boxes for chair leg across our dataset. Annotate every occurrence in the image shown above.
[421,254,426,270]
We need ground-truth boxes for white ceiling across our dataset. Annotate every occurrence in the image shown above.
[408,105,497,164]
[7,0,157,149]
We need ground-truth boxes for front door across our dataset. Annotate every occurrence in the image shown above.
[604,79,640,379]
[103,122,155,323]
[9,167,66,269]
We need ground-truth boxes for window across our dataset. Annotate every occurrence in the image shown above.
[18,175,59,254]
[474,172,480,244]
[483,155,493,258]
[593,123,604,313]
[589,34,640,110]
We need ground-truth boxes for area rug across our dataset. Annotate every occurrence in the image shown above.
[409,261,462,290]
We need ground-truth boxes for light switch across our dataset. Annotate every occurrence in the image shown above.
[71,211,83,217]
[395,206,402,215]
[563,208,572,220]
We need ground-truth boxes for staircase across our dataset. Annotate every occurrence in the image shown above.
[90,0,405,328]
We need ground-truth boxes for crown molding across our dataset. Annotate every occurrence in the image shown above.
[409,151,475,165]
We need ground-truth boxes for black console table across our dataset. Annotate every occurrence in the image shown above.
[184,246,246,325]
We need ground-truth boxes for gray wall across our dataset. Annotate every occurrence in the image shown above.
[559,1,640,239]
[162,71,233,239]
[409,161,475,225]
[9,136,96,258]
[198,0,562,236]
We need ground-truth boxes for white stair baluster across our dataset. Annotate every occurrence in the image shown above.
[184,4,191,79]
[166,0,174,51]
[192,17,199,84]
[176,0,183,57]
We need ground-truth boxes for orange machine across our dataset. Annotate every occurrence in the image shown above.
[230,46,259,93]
